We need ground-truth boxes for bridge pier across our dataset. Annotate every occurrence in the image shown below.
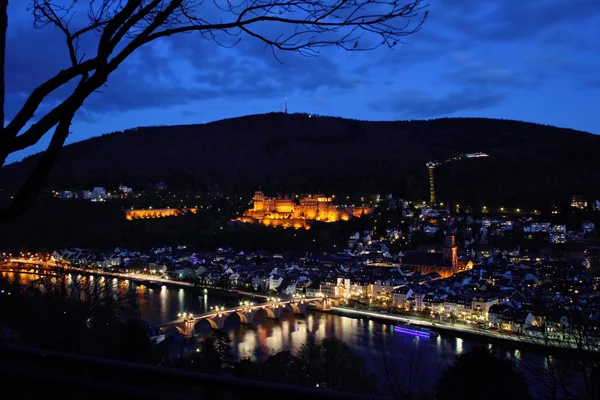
[284,301,307,314]
[240,310,254,324]
[211,315,226,329]
[309,298,332,310]
[270,306,283,319]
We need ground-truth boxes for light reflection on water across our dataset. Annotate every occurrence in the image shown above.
[1,270,463,367]
[456,337,464,354]
[3,270,572,398]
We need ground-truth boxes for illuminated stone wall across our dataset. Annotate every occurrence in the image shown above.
[125,208,198,220]
[350,206,373,218]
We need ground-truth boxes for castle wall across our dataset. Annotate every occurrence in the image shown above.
[125,208,198,221]
[350,207,373,218]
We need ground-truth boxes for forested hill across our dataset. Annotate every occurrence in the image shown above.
[2,113,600,207]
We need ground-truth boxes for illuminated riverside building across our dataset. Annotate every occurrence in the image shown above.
[236,191,373,229]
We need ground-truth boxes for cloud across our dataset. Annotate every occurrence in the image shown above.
[4,0,600,139]
[435,0,600,43]
[582,80,600,90]
[5,3,371,122]
[370,89,506,118]
[442,55,533,90]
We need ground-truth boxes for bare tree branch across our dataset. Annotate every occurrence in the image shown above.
[0,0,428,221]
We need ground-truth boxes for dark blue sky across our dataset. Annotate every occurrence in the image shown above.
[5,0,600,162]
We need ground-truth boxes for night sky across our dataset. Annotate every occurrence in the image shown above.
[5,0,600,162]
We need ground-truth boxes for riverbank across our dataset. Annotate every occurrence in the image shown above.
[1,262,267,300]
[73,267,268,300]
[325,306,595,354]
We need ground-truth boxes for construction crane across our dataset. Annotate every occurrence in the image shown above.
[426,152,489,205]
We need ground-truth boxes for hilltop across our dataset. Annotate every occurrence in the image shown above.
[2,113,600,207]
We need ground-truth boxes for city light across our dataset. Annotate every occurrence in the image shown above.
[394,326,431,338]
[178,312,194,322]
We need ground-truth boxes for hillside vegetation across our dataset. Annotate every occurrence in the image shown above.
[2,113,599,208]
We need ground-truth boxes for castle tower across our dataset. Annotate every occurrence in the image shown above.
[253,191,265,212]
[443,235,458,270]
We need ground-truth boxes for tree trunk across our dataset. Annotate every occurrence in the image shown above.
[0,0,7,129]
[0,110,75,223]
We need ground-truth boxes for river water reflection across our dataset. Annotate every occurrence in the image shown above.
[2,270,571,398]
[2,270,475,364]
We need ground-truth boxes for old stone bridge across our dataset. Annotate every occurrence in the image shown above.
[160,297,338,335]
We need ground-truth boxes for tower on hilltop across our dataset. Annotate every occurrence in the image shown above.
[426,161,437,205]
[278,98,289,114]
[253,190,265,211]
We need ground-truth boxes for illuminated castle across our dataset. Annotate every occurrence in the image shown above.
[236,191,372,229]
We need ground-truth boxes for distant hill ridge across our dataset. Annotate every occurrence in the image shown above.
[2,113,599,207]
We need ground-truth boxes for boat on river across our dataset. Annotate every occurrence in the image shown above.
[394,322,439,338]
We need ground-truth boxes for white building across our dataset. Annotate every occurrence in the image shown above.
[91,187,108,199]
[119,184,133,194]
[392,287,412,309]
[525,222,551,233]
[550,233,566,244]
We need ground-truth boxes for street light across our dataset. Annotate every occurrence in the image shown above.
[178,312,193,322]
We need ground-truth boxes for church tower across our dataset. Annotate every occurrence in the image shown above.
[443,235,458,270]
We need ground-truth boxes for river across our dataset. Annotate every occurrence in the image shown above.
[1,270,585,398]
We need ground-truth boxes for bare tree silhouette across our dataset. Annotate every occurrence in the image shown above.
[498,297,600,400]
[373,335,442,399]
[0,0,428,221]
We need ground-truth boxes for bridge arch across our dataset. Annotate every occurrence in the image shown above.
[255,307,276,319]
[195,318,218,330]
[224,311,249,325]
[163,325,186,336]
[310,301,324,310]
[285,303,301,314]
